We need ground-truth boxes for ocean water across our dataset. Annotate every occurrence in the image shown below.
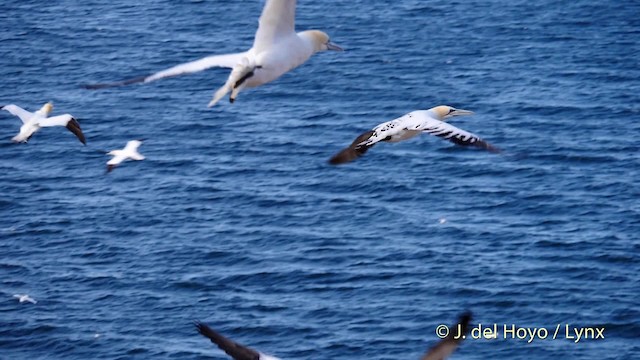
[1,0,639,359]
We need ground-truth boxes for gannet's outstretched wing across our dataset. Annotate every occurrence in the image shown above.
[2,104,33,124]
[253,0,297,52]
[123,140,142,152]
[84,52,247,89]
[195,322,261,360]
[39,115,86,145]
[328,130,376,165]
[415,115,500,153]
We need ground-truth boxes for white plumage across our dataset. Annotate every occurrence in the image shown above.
[85,0,343,107]
[13,294,37,304]
[106,140,145,173]
[329,105,499,164]
[2,103,86,144]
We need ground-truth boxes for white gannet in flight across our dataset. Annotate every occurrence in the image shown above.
[13,294,37,304]
[329,105,499,165]
[106,140,145,173]
[85,0,343,107]
[421,311,472,360]
[196,322,281,360]
[2,103,86,144]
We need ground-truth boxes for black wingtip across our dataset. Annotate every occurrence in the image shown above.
[457,311,472,335]
[459,310,472,322]
[194,321,206,334]
[106,164,116,173]
[328,147,361,165]
[83,83,108,90]
[329,130,376,165]
[66,118,87,145]
[83,75,149,90]
[485,144,501,154]
[194,321,262,360]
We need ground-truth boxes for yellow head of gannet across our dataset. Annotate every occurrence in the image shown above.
[300,30,344,52]
[39,102,54,116]
[430,105,474,121]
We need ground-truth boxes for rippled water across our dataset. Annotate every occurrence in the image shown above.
[1,1,639,359]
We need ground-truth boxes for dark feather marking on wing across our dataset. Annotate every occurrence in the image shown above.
[234,66,261,89]
[195,322,261,360]
[423,126,500,153]
[328,130,376,165]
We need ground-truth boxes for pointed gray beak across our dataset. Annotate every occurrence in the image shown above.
[451,109,474,116]
[326,42,344,51]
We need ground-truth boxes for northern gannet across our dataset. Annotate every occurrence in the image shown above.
[85,0,343,107]
[329,106,499,165]
[195,322,281,360]
[1,103,86,144]
[106,140,145,173]
[421,311,472,360]
[13,294,37,304]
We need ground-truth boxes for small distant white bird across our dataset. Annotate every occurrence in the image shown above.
[422,312,472,360]
[85,0,343,107]
[196,322,281,360]
[329,105,499,165]
[2,103,86,144]
[13,294,37,304]
[106,140,145,173]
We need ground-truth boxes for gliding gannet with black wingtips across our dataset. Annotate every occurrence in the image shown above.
[106,140,145,173]
[1,103,86,144]
[329,106,499,165]
[85,0,343,107]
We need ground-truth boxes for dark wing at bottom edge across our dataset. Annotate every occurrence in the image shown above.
[421,311,472,360]
[195,322,261,360]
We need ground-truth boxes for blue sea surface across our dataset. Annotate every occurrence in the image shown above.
[1,0,639,359]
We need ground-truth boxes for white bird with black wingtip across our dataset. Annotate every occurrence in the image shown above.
[1,102,86,144]
[106,140,145,173]
[329,105,499,165]
[85,0,343,107]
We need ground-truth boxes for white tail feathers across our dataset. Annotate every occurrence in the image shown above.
[130,153,145,161]
[209,85,231,107]
[208,58,256,107]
